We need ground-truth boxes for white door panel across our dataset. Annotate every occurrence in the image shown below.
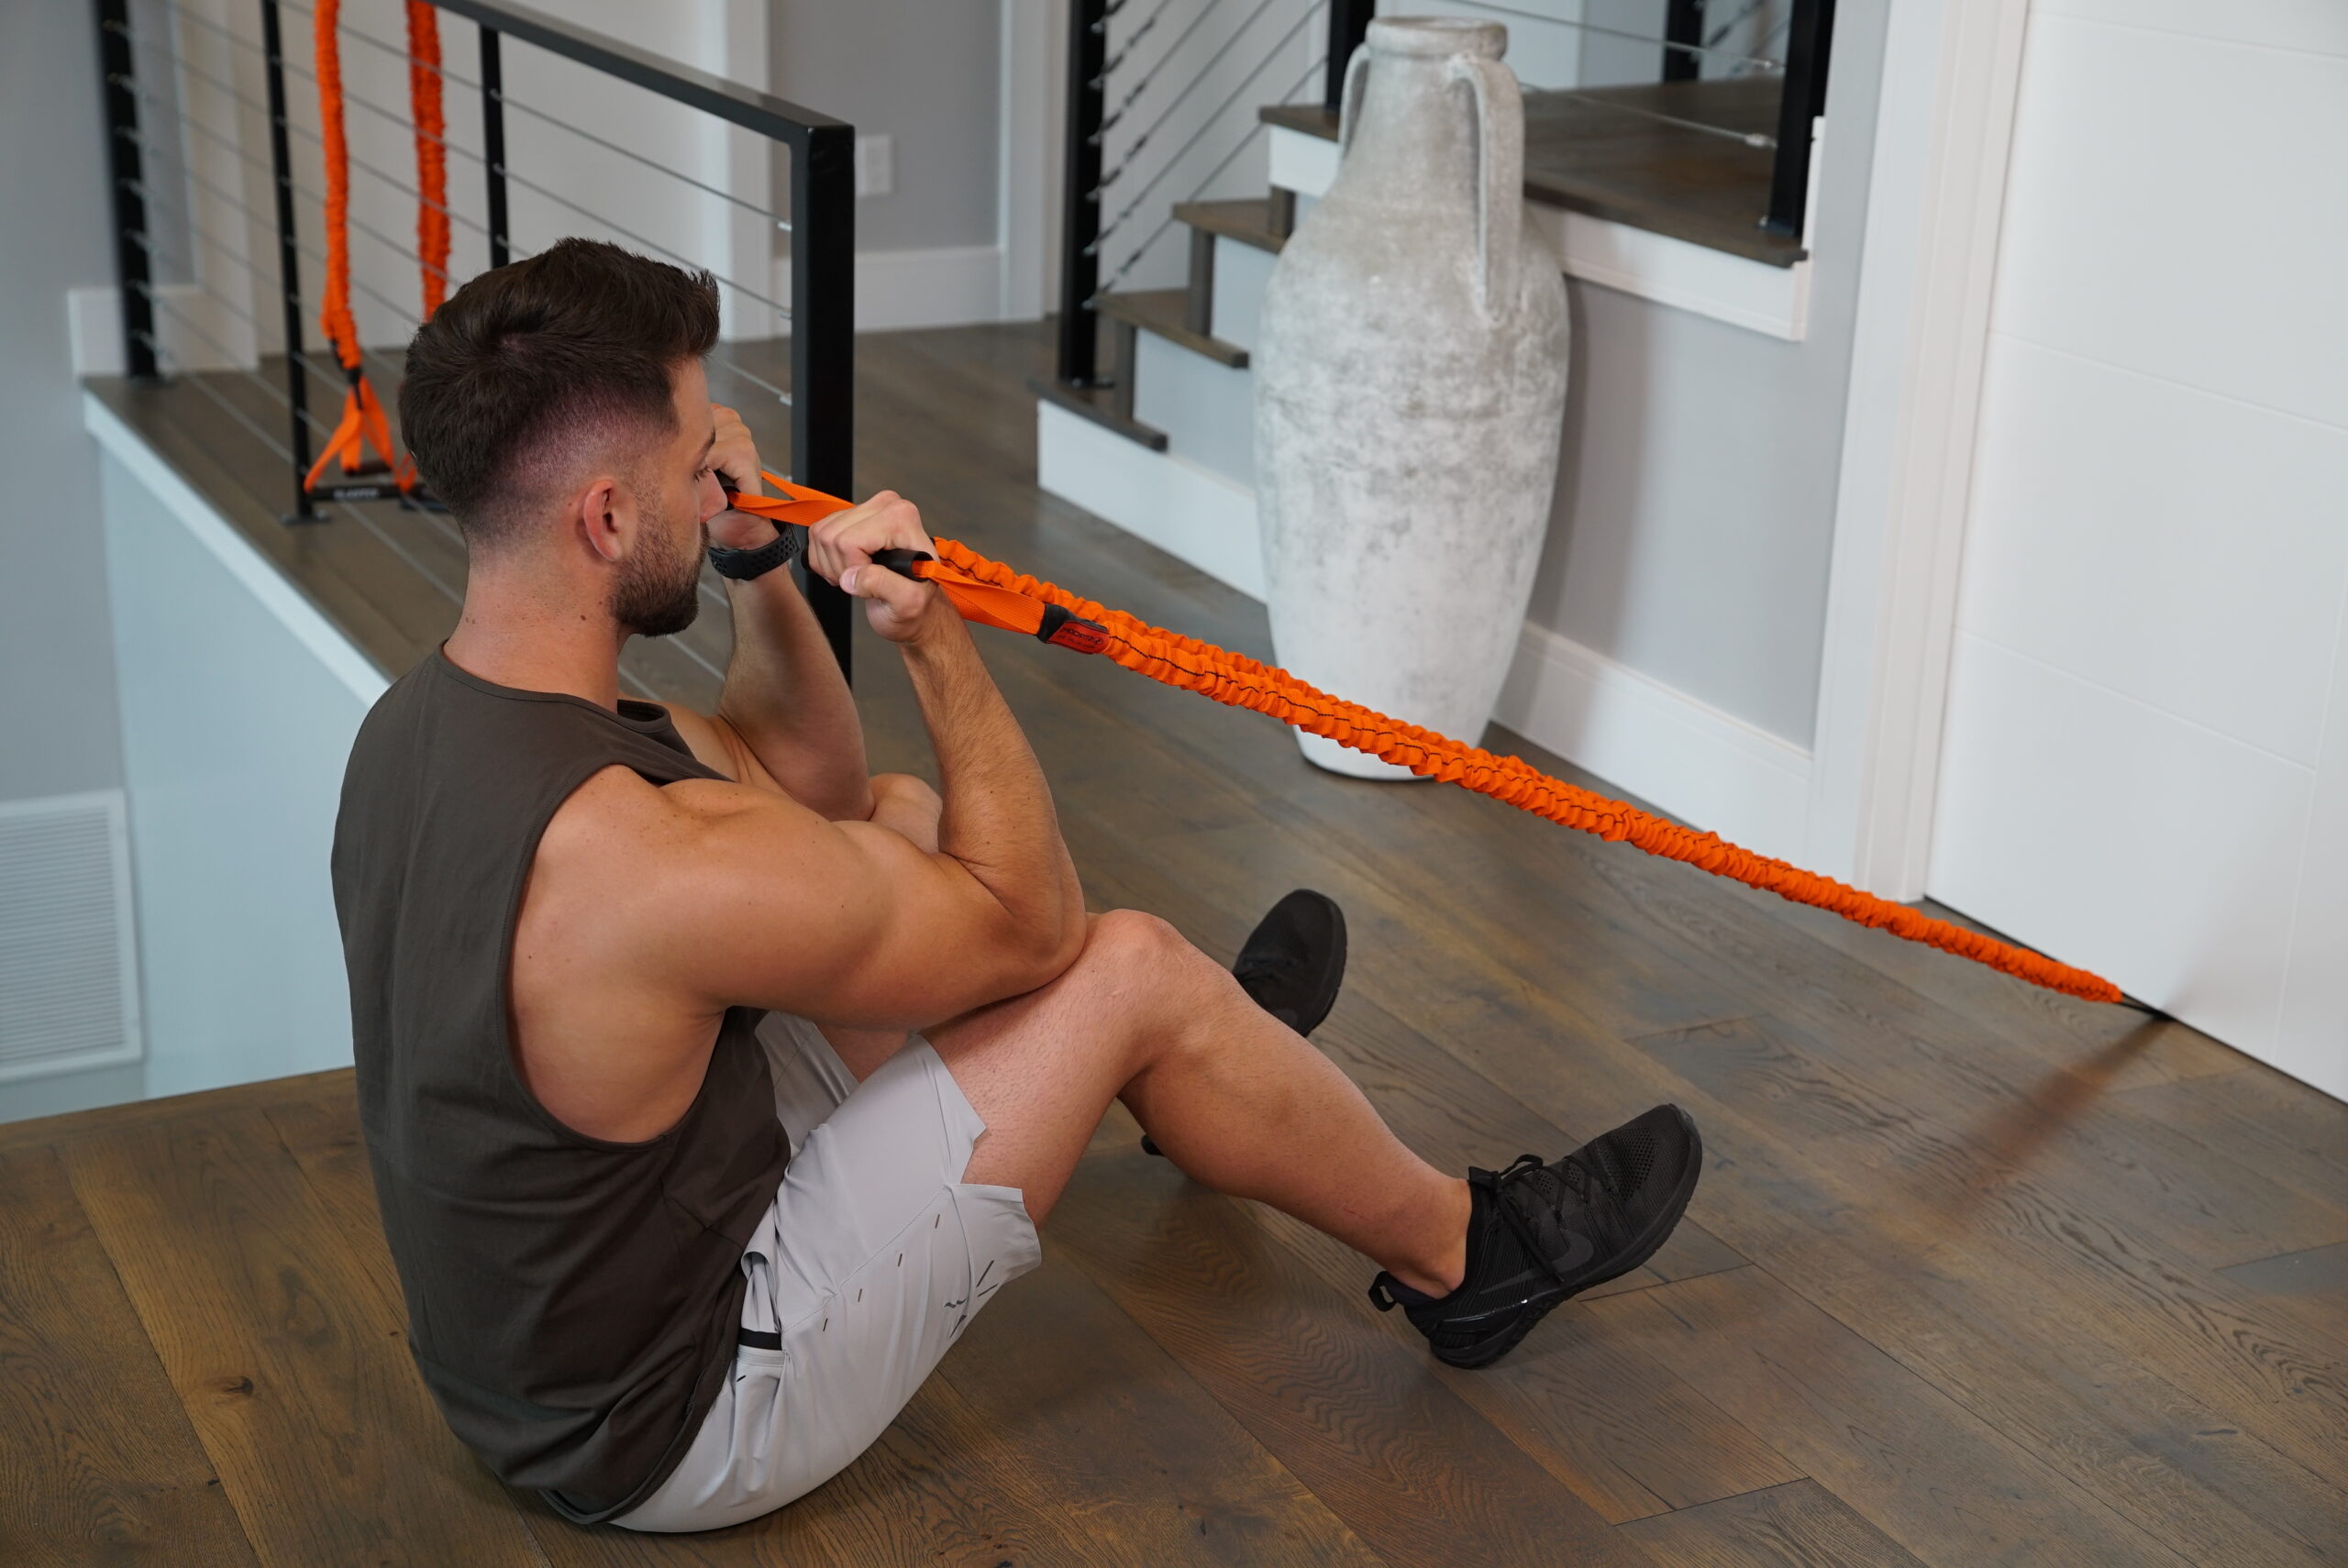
[1931,635,2309,1060]
[1963,336,2348,767]
[1932,5,2347,1099]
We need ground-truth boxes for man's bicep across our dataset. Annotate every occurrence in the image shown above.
[673,806,1039,1030]
[659,704,778,792]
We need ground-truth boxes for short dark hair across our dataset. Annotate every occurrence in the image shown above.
[399,238,719,545]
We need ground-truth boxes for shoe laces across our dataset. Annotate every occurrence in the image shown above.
[1234,948,1306,994]
[1485,1152,1616,1287]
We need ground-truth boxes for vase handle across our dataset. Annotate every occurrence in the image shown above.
[1336,43,1372,159]
[1446,53,1522,318]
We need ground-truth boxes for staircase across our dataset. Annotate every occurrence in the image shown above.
[1035,0,1834,600]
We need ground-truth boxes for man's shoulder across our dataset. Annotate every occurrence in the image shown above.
[535,767,792,881]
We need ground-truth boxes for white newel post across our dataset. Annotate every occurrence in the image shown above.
[1254,17,1567,779]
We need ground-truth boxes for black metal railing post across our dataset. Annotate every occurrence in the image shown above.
[793,122,857,675]
[1324,0,1374,112]
[260,0,316,518]
[96,0,158,381]
[479,24,510,267]
[1054,0,1107,387]
[1763,0,1835,237]
[1662,0,1705,83]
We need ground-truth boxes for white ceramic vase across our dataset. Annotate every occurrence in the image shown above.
[1254,17,1567,779]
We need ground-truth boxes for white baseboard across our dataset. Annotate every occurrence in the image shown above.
[1038,394,1813,855]
[70,284,251,377]
[1266,125,1811,342]
[1036,399,1265,599]
[774,245,1009,335]
[1493,620,1814,864]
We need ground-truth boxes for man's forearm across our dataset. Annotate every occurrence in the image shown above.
[901,616,1085,969]
[716,569,874,822]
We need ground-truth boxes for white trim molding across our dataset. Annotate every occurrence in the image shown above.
[1037,399,1265,598]
[1494,624,1814,867]
[998,0,1063,320]
[1267,124,1814,342]
[83,392,390,705]
[773,246,1010,336]
[1804,0,2033,897]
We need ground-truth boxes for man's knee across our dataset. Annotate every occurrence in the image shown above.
[1072,909,1221,1004]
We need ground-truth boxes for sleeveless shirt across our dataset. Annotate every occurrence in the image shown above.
[330,651,788,1522]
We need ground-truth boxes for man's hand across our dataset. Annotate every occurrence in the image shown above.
[805,490,955,645]
[704,403,777,551]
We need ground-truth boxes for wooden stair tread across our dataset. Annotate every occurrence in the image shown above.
[1263,78,1803,268]
[1095,289,1250,369]
[1028,373,1168,451]
[1173,197,1287,255]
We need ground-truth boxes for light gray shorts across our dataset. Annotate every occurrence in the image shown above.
[613,1013,1042,1532]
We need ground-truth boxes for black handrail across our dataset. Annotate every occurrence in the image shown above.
[94,0,158,381]
[1763,0,1834,237]
[428,0,858,671]
[1324,0,1372,111]
[1055,0,1110,388]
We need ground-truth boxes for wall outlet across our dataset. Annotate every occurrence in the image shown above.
[854,133,894,198]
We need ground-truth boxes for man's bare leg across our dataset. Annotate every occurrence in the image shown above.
[925,909,1471,1297]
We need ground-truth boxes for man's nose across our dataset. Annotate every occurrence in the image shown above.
[696,470,727,521]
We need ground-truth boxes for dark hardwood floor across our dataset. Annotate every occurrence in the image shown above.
[24,324,2347,1565]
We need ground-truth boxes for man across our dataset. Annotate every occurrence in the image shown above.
[332,238,1702,1532]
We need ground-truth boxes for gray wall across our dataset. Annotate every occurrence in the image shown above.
[0,6,126,803]
[1527,0,1889,745]
[770,0,1002,253]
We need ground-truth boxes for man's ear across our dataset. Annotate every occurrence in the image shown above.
[574,474,630,565]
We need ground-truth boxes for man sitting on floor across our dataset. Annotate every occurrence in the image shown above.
[330,237,1703,1531]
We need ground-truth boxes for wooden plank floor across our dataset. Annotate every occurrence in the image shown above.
[30,324,2348,1565]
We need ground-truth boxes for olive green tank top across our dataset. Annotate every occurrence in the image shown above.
[331,651,786,1522]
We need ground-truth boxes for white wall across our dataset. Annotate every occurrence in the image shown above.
[0,7,125,805]
[93,407,383,1102]
[1522,3,1884,750]
[770,0,1011,328]
[1928,0,2348,1097]
[0,5,139,1122]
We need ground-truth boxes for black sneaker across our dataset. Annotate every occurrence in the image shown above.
[1143,890,1347,1157]
[1369,1105,1703,1368]
[1231,889,1347,1033]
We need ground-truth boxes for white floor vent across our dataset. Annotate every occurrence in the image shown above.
[0,792,142,1083]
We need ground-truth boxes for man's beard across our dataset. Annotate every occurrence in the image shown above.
[611,497,703,638]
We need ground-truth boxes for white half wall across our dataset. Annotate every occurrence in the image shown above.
[87,393,384,1103]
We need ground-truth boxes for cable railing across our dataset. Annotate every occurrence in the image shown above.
[92,0,859,671]
[1049,0,1834,389]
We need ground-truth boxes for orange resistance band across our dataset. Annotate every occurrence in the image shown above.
[407,2,449,317]
[730,473,2123,1004]
[305,0,445,496]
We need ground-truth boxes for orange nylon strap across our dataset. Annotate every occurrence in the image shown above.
[727,472,2122,1004]
[725,478,1055,637]
[304,0,420,494]
[407,2,449,319]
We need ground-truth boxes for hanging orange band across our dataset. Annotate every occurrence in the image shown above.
[407,2,449,319]
[304,0,443,498]
[728,472,2122,1004]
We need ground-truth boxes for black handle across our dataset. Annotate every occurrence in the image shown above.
[869,547,936,578]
